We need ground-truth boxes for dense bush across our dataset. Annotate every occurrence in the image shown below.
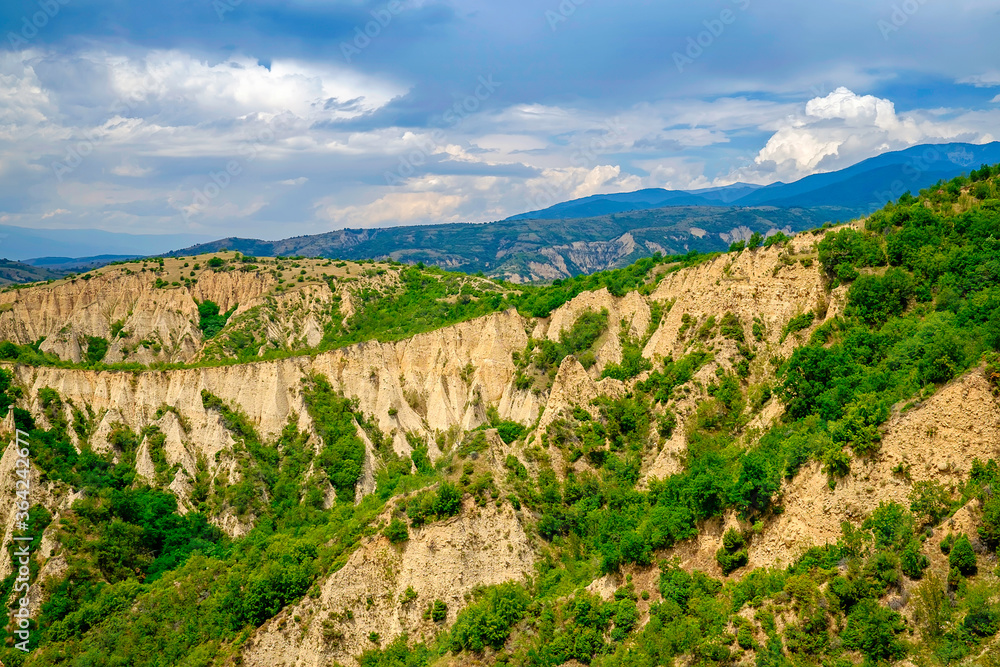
[198,300,236,338]
[449,583,530,652]
[715,528,748,574]
[384,518,409,544]
[817,227,885,282]
[301,374,367,501]
[949,535,977,576]
[406,483,463,527]
[847,268,914,326]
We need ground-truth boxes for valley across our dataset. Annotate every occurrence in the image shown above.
[0,169,999,667]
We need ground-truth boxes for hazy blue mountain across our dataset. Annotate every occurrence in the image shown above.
[506,187,738,220]
[736,142,1000,211]
[0,225,213,262]
[504,142,1000,221]
[685,184,765,204]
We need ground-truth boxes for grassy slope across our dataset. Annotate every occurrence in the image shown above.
[0,259,63,286]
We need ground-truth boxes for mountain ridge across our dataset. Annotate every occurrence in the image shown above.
[160,141,1000,283]
[511,141,1000,220]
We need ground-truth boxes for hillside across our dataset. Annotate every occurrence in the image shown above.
[168,205,832,283]
[0,167,1000,666]
[0,259,63,286]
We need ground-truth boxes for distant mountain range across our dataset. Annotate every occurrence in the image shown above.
[165,142,1000,282]
[7,141,999,283]
[505,184,765,220]
[508,142,1000,220]
[0,225,212,263]
[168,206,835,282]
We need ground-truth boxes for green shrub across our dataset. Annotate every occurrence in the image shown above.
[198,300,236,338]
[847,268,914,326]
[900,541,930,579]
[383,519,409,544]
[949,534,977,576]
[84,336,109,364]
[842,600,905,664]
[716,528,748,575]
[781,311,815,342]
[909,480,954,527]
[449,583,530,652]
[817,228,884,280]
[495,421,526,444]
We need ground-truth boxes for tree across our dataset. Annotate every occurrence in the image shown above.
[913,573,950,638]
[949,534,977,576]
[817,228,885,280]
[733,449,779,514]
[847,268,914,326]
[832,395,888,457]
[716,528,749,574]
[432,483,462,517]
[383,518,409,544]
[842,600,906,664]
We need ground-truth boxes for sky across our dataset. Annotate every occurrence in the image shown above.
[1,0,999,241]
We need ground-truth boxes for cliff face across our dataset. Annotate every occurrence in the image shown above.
[0,254,376,364]
[9,308,531,518]
[645,231,832,360]
[244,499,535,667]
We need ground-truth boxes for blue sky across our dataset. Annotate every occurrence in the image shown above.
[1,0,999,241]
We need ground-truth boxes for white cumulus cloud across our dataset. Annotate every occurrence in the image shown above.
[725,87,994,184]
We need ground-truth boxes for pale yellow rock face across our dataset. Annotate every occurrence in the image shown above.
[0,256,400,365]
[664,368,1000,577]
[645,236,832,362]
[9,309,530,523]
[242,499,534,667]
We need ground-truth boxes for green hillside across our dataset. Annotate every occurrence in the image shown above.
[2,167,1000,666]
[0,259,63,286]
